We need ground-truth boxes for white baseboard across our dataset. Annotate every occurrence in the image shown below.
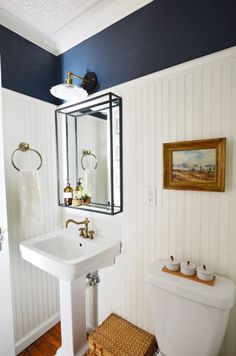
[15,312,60,355]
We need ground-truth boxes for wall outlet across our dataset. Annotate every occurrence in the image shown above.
[147,188,156,206]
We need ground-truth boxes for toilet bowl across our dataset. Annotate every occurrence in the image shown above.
[145,260,235,356]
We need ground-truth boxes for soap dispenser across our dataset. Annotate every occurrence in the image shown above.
[64,180,73,206]
[74,178,84,200]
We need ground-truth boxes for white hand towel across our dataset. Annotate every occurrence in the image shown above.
[19,170,41,236]
[83,169,96,200]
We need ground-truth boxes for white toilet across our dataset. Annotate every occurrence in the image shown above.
[145,260,235,356]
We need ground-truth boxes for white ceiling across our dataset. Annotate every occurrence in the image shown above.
[0,0,153,55]
[2,0,106,33]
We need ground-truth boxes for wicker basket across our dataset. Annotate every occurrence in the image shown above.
[86,313,156,356]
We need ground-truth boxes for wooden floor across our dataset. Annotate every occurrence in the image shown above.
[18,323,61,356]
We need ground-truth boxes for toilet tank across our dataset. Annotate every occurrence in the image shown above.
[145,260,235,356]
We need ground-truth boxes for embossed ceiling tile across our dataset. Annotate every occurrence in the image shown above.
[72,0,100,7]
[37,0,101,32]
[36,0,78,31]
[10,0,48,15]
[70,0,103,18]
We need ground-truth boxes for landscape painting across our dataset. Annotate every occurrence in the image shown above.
[163,138,226,192]
[172,149,216,183]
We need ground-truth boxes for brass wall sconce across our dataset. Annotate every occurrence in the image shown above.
[50,71,97,101]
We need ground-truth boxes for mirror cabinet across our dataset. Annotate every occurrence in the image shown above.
[55,92,122,215]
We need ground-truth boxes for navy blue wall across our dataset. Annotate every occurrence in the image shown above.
[1,0,236,104]
[58,0,236,93]
[0,25,57,104]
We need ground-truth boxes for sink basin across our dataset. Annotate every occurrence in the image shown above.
[20,228,121,281]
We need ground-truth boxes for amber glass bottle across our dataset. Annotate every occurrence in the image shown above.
[64,181,73,206]
[74,178,84,200]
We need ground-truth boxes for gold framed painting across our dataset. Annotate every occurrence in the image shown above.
[163,138,226,192]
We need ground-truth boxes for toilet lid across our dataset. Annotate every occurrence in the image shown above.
[145,260,235,310]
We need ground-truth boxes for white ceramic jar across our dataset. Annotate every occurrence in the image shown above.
[197,265,214,281]
[166,256,180,271]
[180,260,196,276]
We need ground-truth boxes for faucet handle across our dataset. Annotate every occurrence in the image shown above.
[88,230,96,239]
[79,227,86,237]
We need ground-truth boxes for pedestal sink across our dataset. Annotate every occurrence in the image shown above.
[20,228,121,356]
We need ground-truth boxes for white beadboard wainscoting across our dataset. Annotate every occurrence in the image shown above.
[64,46,236,356]
[2,89,62,354]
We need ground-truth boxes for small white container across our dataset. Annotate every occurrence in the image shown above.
[180,260,196,276]
[166,256,180,272]
[197,265,214,281]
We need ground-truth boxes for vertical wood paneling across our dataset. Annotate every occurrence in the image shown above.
[2,90,61,346]
[78,48,236,356]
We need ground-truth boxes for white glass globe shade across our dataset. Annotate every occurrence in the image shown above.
[50,84,88,102]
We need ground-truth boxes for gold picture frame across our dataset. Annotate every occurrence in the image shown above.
[163,138,226,192]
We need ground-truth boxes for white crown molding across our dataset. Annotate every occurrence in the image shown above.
[1,0,153,56]
[54,0,154,55]
[0,8,57,55]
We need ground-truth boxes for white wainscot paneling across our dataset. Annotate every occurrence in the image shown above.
[63,47,236,356]
[2,89,62,354]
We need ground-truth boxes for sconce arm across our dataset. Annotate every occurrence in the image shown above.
[66,71,89,85]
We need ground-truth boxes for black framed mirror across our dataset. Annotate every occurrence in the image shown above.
[55,92,123,215]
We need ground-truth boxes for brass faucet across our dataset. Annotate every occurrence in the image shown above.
[65,218,95,239]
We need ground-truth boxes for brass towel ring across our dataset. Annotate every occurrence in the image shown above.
[11,142,43,171]
[81,149,98,171]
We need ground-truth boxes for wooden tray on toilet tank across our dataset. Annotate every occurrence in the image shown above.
[162,266,216,286]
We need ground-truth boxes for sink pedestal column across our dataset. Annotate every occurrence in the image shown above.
[56,277,87,356]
